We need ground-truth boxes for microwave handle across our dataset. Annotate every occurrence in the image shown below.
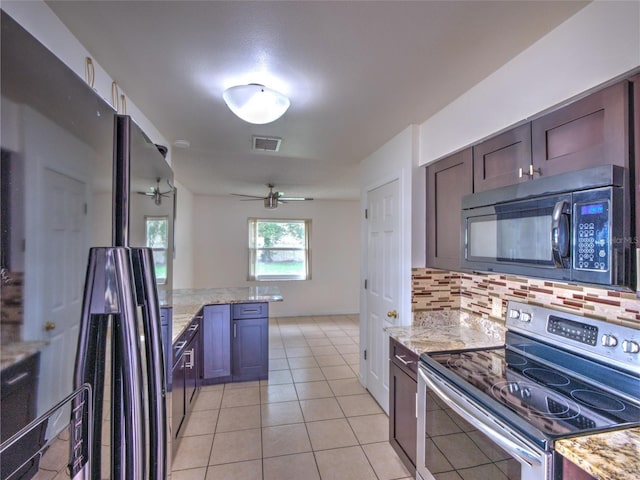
[551,200,570,268]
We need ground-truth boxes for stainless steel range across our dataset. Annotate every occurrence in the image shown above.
[417,301,640,480]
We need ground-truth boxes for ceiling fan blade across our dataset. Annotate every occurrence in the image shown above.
[239,198,266,201]
[279,197,314,201]
[231,193,267,199]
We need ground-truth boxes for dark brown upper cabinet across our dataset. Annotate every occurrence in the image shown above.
[532,81,629,177]
[473,123,532,192]
[426,148,473,271]
[631,73,639,286]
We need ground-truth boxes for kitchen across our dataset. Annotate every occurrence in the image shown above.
[1,1,639,480]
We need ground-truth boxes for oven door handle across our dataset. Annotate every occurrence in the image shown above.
[420,367,544,467]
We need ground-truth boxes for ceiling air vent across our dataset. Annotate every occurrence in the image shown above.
[252,136,282,152]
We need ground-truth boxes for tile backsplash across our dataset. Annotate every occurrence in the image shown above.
[412,268,639,329]
[1,271,24,345]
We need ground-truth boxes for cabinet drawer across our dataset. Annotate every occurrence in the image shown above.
[173,316,201,365]
[233,302,268,319]
[390,339,418,379]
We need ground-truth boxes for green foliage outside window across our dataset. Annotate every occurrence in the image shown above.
[146,216,168,283]
[249,218,310,280]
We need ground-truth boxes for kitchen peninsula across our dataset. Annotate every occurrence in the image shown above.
[169,286,282,452]
[170,286,283,342]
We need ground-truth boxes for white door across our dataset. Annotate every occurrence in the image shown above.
[36,168,87,434]
[366,179,400,412]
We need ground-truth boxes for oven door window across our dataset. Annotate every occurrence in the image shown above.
[465,196,567,266]
[424,392,522,479]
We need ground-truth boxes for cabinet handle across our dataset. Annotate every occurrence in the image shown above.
[4,371,29,386]
[185,349,195,369]
[519,165,542,178]
[174,340,187,351]
[233,323,237,338]
[188,323,199,332]
[394,354,414,366]
[242,308,259,313]
[415,392,418,419]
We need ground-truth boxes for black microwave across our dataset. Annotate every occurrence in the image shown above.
[461,165,633,289]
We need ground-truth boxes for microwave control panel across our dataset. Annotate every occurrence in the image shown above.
[573,200,609,272]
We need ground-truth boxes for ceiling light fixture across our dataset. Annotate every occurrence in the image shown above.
[222,84,290,124]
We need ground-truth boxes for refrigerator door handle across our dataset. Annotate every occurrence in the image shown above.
[132,247,168,480]
[111,247,147,480]
[74,247,146,480]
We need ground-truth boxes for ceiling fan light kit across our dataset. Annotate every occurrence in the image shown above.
[264,196,278,209]
[222,84,290,124]
[138,177,174,205]
[232,183,313,209]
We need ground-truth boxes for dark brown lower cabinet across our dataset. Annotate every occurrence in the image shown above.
[172,316,201,455]
[232,316,269,382]
[202,304,231,384]
[200,302,269,384]
[389,338,418,471]
[0,352,44,478]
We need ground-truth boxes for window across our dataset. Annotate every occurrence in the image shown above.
[146,216,168,284]
[248,218,310,281]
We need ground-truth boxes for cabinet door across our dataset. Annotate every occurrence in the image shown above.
[202,305,231,382]
[426,148,473,271]
[632,74,640,285]
[1,354,44,478]
[171,355,186,446]
[389,339,418,470]
[532,81,628,176]
[389,361,417,470]
[473,123,532,192]
[232,318,269,382]
[185,332,200,406]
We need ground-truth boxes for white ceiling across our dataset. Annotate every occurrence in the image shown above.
[46,0,588,201]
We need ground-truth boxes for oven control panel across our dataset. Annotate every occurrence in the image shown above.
[506,301,639,374]
[547,316,598,346]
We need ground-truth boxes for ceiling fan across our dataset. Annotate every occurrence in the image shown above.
[137,177,173,205]
[232,184,314,209]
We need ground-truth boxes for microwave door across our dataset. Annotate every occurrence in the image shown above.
[463,194,572,279]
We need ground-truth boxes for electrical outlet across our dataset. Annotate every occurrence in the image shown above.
[491,298,502,318]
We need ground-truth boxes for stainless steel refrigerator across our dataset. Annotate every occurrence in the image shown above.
[1,11,173,480]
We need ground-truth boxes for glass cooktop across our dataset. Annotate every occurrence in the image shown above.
[421,343,640,442]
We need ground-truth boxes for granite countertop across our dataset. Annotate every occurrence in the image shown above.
[170,286,283,342]
[1,341,48,370]
[555,428,640,480]
[385,309,506,355]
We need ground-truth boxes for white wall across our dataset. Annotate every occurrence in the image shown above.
[192,195,360,317]
[420,0,640,165]
[173,179,195,289]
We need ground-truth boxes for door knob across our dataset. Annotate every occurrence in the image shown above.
[387,310,398,319]
[44,321,56,331]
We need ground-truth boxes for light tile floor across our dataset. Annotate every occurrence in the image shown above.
[172,314,413,480]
